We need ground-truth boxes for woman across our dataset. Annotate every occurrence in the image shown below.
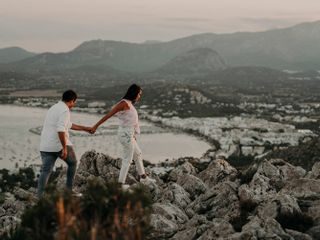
[91,84,153,189]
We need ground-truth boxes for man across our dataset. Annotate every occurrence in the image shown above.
[37,90,92,197]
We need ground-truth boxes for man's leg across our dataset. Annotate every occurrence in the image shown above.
[64,146,77,190]
[37,152,58,197]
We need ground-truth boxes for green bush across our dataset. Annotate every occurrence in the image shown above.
[4,180,153,240]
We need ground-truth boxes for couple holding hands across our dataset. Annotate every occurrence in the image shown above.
[37,84,152,197]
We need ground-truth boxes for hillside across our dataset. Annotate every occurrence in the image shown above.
[1,20,320,72]
[0,47,36,63]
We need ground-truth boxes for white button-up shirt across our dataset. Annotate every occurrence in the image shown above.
[40,101,73,152]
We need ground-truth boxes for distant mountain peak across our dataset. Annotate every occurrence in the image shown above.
[156,47,227,75]
[0,47,36,64]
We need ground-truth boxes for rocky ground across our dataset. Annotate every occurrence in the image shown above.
[2,143,320,239]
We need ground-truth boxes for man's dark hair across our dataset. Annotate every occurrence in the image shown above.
[122,84,142,103]
[62,90,77,102]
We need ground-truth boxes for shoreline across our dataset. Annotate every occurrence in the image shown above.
[0,103,213,171]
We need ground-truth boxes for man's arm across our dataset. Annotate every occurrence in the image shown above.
[71,123,92,132]
[58,132,67,160]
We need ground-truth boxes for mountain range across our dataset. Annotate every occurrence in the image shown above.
[0,47,36,64]
[1,20,320,75]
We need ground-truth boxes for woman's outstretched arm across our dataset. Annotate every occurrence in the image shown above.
[91,100,128,133]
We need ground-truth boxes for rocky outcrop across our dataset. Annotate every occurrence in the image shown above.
[2,150,320,239]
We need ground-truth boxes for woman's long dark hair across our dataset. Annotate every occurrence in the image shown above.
[122,84,142,103]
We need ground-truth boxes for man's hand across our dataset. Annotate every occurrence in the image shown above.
[89,126,97,134]
[71,124,95,134]
[60,147,68,160]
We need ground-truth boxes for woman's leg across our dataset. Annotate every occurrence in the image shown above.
[133,139,146,176]
[118,129,135,184]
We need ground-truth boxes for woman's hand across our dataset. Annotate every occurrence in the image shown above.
[89,125,98,134]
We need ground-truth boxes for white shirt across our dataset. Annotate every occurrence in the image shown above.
[40,101,73,152]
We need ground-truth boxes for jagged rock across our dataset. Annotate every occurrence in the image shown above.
[241,173,276,204]
[238,184,258,208]
[171,227,198,240]
[14,187,33,201]
[3,148,320,239]
[197,159,238,187]
[149,214,178,239]
[77,151,138,184]
[0,216,21,236]
[152,203,189,225]
[280,178,320,199]
[171,215,209,240]
[176,174,207,200]
[285,229,312,240]
[275,194,301,216]
[168,162,197,182]
[258,159,306,187]
[257,194,301,220]
[138,181,163,202]
[197,218,235,239]
[306,200,320,225]
[187,181,240,222]
[242,216,293,239]
[306,161,320,179]
[0,208,5,217]
[239,159,306,205]
[160,183,191,209]
[306,225,320,240]
[4,192,15,202]
[226,232,256,240]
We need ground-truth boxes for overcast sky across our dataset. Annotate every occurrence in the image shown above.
[1,0,319,52]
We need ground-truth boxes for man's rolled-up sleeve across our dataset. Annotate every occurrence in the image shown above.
[57,110,69,132]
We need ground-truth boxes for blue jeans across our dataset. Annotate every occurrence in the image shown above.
[37,146,77,197]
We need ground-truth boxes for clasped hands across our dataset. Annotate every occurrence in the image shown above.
[84,126,98,134]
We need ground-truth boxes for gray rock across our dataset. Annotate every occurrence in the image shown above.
[171,214,209,239]
[226,232,257,240]
[307,199,320,225]
[238,159,306,206]
[242,216,293,239]
[0,208,6,217]
[150,214,179,239]
[306,225,320,240]
[153,203,189,225]
[176,174,207,200]
[14,187,33,201]
[285,229,312,240]
[280,178,320,199]
[160,183,191,209]
[77,151,138,184]
[306,161,320,179]
[0,216,21,236]
[197,218,235,240]
[198,159,238,187]
[168,162,197,182]
[187,181,240,222]
[256,194,301,220]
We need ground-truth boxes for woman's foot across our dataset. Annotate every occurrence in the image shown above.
[139,174,156,184]
[121,184,130,191]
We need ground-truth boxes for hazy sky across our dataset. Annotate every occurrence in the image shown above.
[1,0,320,52]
